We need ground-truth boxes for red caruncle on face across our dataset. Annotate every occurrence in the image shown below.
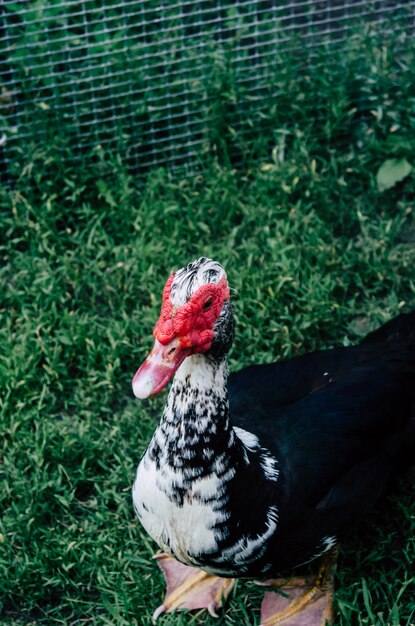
[153,275,230,353]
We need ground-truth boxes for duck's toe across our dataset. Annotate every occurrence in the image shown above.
[259,547,337,626]
[152,552,235,620]
[259,577,333,626]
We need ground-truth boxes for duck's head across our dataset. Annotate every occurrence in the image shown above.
[132,258,233,399]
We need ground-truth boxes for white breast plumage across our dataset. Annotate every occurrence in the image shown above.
[132,453,233,566]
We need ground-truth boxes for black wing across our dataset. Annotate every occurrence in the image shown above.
[228,329,415,526]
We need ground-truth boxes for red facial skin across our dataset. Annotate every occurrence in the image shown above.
[132,276,230,399]
[154,275,230,351]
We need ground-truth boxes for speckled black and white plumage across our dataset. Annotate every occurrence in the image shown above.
[133,258,415,580]
[133,352,286,576]
[169,257,226,306]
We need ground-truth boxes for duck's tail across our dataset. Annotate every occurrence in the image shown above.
[361,310,415,346]
[361,311,415,468]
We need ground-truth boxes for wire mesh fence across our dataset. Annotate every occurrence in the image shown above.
[1,1,414,182]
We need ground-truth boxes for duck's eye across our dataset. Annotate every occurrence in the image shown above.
[203,297,213,311]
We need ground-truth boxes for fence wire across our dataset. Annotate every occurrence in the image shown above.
[1,1,414,180]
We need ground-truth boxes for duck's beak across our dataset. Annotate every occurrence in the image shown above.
[132,337,190,399]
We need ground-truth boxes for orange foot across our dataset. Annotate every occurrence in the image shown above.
[259,548,338,626]
[152,552,235,621]
[259,576,333,626]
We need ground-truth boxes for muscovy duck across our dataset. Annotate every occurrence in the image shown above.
[132,257,415,625]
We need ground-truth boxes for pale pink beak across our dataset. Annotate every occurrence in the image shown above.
[132,337,190,399]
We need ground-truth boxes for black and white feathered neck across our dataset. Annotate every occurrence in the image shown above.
[133,351,282,577]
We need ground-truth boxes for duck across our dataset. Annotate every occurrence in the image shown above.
[131,257,415,625]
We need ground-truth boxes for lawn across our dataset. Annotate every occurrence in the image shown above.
[1,33,415,626]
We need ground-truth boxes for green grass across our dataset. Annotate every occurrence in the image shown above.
[1,38,415,624]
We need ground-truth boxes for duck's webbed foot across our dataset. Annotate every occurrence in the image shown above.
[152,552,235,621]
[259,547,338,626]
